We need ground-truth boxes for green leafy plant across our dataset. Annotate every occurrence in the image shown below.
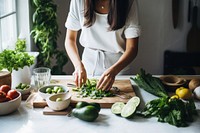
[0,38,34,72]
[15,38,26,52]
[31,0,68,74]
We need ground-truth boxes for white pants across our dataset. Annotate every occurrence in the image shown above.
[82,48,132,76]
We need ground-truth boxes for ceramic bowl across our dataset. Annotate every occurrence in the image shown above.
[160,75,187,87]
[15,85,32,95]
[0,91,21,115]
[38,84,68,100]
[46,93,71,111]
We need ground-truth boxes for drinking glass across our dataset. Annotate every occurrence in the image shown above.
[33,67,51,91]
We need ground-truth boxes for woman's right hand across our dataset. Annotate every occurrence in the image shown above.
[73,63,87,88]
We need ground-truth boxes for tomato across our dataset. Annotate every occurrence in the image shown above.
[0,91,7,102]
[0,85,11,94]
[7,90,19,100]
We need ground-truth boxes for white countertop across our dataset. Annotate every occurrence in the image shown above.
[0,76,200,133]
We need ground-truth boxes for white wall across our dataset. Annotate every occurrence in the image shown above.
[56,0,192,75]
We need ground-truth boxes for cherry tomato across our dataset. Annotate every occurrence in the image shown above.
[7,90,19,100]
[0,85,11,94]
[0,91,7,102]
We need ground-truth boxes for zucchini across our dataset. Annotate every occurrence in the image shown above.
[111,102,125,115]
[121,96,140,118]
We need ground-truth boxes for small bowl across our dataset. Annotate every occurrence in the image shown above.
[160,75,187,87]
[15,85,32,95]
[46,93,71,111]
[0,91,21,115]
[38,84,68,100]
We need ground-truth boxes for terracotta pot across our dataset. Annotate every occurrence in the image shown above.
[0,71,11,87]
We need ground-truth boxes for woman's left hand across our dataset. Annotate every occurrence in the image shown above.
[96,68,116,91]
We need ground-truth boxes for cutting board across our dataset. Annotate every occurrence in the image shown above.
[33,79,136,108]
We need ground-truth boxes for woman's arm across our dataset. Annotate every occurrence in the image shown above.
[65,29,87,87]
[97,37,139,91]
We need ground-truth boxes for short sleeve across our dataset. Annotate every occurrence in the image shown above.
[65,0,81,31]
[124,0,141,38]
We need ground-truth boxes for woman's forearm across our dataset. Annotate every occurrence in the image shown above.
[65,29,83,68]
[110,37,139,75]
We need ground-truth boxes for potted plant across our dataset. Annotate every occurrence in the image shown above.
[31,0,68,75]
[0,39,37,88]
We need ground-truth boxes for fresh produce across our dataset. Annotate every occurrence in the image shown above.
[73,79,114,99]
[121,96,140,118]
[7,90,19,99]
[193,86,200,100]
[56,98,62,102]
[139,97,197,127]
[0,85,20,103]
[111,102,125,115]
[188,79,200,91]
[131,69,168,98]
[0,85,11,94]
[0,91,7,102]
[175,87,192,100]
[16,83,30,90]
[75,101,101,112]
[111,96,140,118]
[45,86,65,94]
[72,101,101,122]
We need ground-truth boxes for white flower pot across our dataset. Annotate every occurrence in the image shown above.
[11,66,31,88]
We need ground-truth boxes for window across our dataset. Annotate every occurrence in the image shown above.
[0,0,17,52]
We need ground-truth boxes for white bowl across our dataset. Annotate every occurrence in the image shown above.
[15,85,32,95]
[38,84,68,100]
[0,91,21,115]
[46,93,71,111]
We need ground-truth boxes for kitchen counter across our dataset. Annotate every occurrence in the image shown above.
[0,75,200,133]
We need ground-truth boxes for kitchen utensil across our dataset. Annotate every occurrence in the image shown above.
[112,87,132,99]
[187,0,200,52]
[172,0,180,28]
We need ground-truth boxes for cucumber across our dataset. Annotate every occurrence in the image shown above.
[111,102,125,115]
[126,96,140,107]
[121,96,140,118]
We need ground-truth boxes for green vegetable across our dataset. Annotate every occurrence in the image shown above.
[75,101,101,112]
[56,98,62,102]
[121,96,140,118]
[72,105,99,122]
[111,102,125,115]
[0,49,34,72]
[131,69,168,98]
[139,97,198,127]
[45,86,64,94]
[15,83,31,90]
[74,79,114,99]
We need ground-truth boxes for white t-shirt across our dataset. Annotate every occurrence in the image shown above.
[65,0,141,54]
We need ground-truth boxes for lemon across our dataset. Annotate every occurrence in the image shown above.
[175,87,192,99]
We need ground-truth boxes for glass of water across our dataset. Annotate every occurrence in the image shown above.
[33,67,51,91]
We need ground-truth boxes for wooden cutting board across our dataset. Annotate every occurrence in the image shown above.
[33,79,136,108]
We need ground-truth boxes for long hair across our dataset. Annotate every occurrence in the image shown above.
[84,0,130,31]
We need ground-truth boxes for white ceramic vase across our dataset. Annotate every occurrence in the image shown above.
[11,52,39,88]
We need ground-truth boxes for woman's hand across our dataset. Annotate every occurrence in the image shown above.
[73,63,87,88]
[96,68,116,91]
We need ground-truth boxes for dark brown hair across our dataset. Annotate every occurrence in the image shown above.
[84,0,130,31]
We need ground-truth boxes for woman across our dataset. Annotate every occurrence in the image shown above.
[65,0,140,91]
